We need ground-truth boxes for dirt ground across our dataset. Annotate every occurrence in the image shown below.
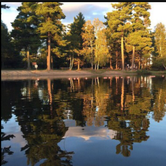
[1,69,138,80]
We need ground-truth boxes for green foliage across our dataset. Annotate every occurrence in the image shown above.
[64,12,85,70]
[1,21,22,68]
[136,69,151,75]
[152,57,166,70]
[1,2,165,70]
[154,23,166,58]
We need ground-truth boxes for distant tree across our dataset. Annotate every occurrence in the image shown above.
[94,27,109,69]
[82,20,95,69]
[1,21,21,69]
[1,4,10,9]
[151,23,166,70]
[64,24,78,70]
[105,13,121,69]
[1,21,10,68]
[68,12,85,70]
[154,23,166,58]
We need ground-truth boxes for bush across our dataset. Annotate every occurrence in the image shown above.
[151,57,166,70]
[136,69,151,75]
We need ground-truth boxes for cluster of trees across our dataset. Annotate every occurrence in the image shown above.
[1,2,166,70]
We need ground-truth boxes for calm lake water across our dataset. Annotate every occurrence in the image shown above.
[1,76,166,166]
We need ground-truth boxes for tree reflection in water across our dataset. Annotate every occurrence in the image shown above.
[1,75,166,164]
[1,125,15,165]
[13,79,74,166]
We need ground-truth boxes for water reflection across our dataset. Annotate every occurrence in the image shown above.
[1,76,166,165]
[1,125,15,165]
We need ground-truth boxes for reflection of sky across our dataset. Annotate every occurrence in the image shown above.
[2,114,20,133]
[2,114,27,148]
[63,119,117,141]
[1,97,166,166]
[59,119,119,166]
[58,115,166,166]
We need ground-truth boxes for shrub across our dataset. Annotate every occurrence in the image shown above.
[136,70,151,75]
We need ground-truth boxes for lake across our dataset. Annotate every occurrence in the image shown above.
[1,76,166,166]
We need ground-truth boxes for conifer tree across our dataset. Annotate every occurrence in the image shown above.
[11,2,41,70]
[69,12,85,70]
[35,2,66,70]
[106,2,132,70]
[127,2,152,69]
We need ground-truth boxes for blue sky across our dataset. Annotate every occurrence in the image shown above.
[1,2,166,32]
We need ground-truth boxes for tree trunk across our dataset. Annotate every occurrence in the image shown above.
[90,41,94,69]
[110,57,113,69]
[27,50,30,70]
[138,60,141,70]
[47,32,51,70]
[162,63,166,70]
[51,56,53,69]
[69,54,74,70]
[131,46,135,70]
[121,36,125,70]
[77,59,80,70]
[97,61,99,70]
[116,51,118,70]
[91,62,93,69]
[95,64,97,70]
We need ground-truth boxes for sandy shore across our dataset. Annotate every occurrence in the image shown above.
[1,69,165,80]
[1,69,137,80]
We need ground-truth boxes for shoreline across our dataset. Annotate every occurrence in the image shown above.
[1,69,166,80]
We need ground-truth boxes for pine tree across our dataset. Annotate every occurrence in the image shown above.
[35,2,66,70]
[127,2,152,69]
[11,2,41,70]
[69,12,85,70]
[106,2,132,70]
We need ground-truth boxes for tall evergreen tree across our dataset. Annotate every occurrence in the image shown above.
[127,2,152,69]
[11,2,41,70]
[1,21,18,68]
[106,2,132,70]
[70,12,85,70]
[35,2,66,70]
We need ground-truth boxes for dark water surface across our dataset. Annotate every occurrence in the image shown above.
[1,76,166,166]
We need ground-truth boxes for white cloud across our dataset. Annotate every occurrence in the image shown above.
[149,2,166,31]
[1,2,21,31]
[1,2,166,32]
[61,2,112,25]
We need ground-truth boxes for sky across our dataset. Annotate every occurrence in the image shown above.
[1,2,166,32]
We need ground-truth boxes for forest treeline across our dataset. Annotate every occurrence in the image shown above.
[1,2,166,70]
